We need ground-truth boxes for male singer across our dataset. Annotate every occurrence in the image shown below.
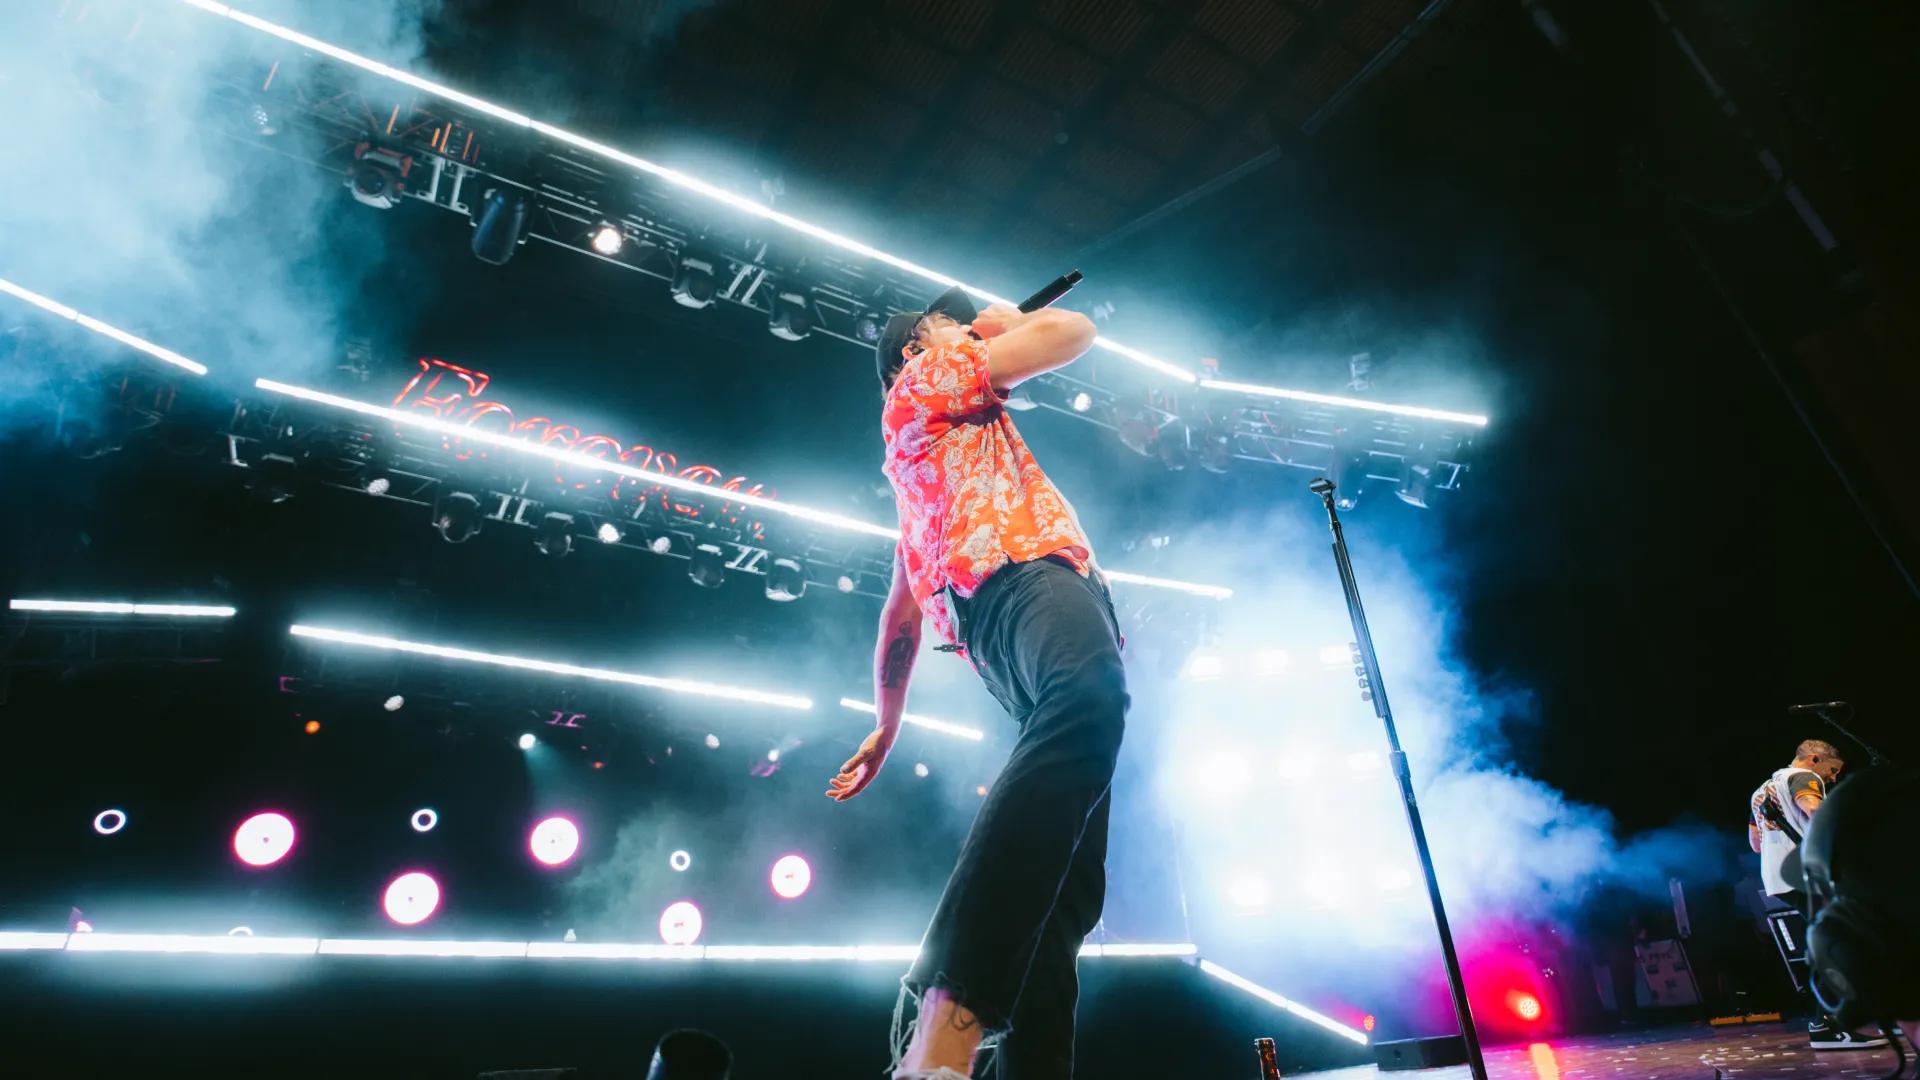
[827,286,1126,1080]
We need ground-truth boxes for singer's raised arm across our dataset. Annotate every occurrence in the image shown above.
[981,308,1097,392]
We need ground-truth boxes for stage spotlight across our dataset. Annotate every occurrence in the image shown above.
[689,544,727,589]
[1004,384,1040,412]
[1509,992,1543,1023]
[597,522,622,544]
[410,808,438,833]
[853,310,885,343]
[382,871,441,926]
[1363,1014,1377,1033]
[670,255,717,309]
[470,187,530,266]
[529,816,581,867]
[704,734,720,749]
[765,557,806,602]
[768,291,812,342]
[304,719,321,734]
[669,849,692,872]
[1228,875,1271,910]
[347,142,412,209]
[976,785,989,797]
[659,900,703,946]
[383,694,405,712]
[769,854,812,900]
[365,476,391,496]
[913,762,929,778]
[518,733,537,751]
[535,511,575,558]
[233,811,296,867]
[1395,461,1435,510]
[588,221,625,256]
[246,100,278,136]
[1254,649,1290,676]
[73,920,93,934]
[1116,408,1161,458]
[1069,391,1094,413]
[766,748,780,763]
[1198,417,1233,474]
[1331,451,1369,512]
[1181,648,1225,681]
[433,492,483,544]
[245,452,299,504]
[92,809,127,835]
[835,574,856,594]
[649,535,674,556]
[228,926,254,937]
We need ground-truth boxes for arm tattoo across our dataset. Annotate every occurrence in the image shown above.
[880,619,918,689]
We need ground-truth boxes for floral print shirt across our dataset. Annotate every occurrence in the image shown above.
[882,337,1095,651]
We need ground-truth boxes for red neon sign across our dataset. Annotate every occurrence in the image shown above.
[391,358,772,537]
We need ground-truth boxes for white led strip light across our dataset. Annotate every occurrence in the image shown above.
[0,277,208,376]
[10,599,237,617]
[174,0,1490,423]
[289,624,814,711]
[257,379,1233,598]
[1200,378,1489,428]
[7,934,1194,964]
[1198,959,1371,1045]
[838,698,985,743]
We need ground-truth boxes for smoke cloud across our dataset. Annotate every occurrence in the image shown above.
[0,0,441,415]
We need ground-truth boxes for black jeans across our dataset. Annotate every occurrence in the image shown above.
[902,556,1129,1080]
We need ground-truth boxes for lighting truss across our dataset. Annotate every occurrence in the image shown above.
[175,1,1489,449]
[837,698,985,743]
[0,277,208,376]
[289,624,815,711]
[9,599,237,617]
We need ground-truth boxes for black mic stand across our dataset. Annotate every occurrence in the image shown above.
[1310,477,1488,1080]
[1803,702,1897,768]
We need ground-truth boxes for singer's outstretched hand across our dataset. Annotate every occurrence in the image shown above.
[826,726,896,801]
[969,302,1023,339]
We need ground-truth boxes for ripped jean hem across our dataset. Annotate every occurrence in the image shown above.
[887,973,1010,1077]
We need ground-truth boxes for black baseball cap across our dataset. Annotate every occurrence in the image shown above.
[875,285,980,393]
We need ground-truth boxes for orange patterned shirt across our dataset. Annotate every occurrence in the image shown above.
[882,337,1095,650]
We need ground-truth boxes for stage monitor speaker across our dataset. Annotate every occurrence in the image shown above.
[1373,1035,1469,1071]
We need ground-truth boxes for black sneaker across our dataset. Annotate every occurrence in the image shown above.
[1809,1026,1889,1051]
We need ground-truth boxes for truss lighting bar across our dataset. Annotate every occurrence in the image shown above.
[65,933,321,956]
[1100,571,1233,600]
[255,379,901,540]
[837,698,985,743]
[9,599,237,617]
[175,0,1484,420]
[289,624,814,711]
[1201,378,1490,428]
[1197,959,1370,1045]
[255,379,1232,599]
[0,277,208,376]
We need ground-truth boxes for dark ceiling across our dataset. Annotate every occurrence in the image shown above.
[436,0,1486,261]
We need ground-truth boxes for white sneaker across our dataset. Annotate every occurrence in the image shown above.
[1809,1026,1889,1051]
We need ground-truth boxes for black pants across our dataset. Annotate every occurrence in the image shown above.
[903,556,1129,1080]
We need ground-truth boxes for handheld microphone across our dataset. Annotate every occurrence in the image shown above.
[1786,701,1849,716]
[1017,270,1083,313]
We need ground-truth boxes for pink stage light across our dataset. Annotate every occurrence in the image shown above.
[659,901,703,946]
[528,816,581,867]
[233,812,296,867]
[382,872,441,926]
[769,854,812,900]
[1509,991,1543,1023]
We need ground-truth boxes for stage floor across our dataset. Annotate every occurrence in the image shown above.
[1299,1024,1910,1079]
